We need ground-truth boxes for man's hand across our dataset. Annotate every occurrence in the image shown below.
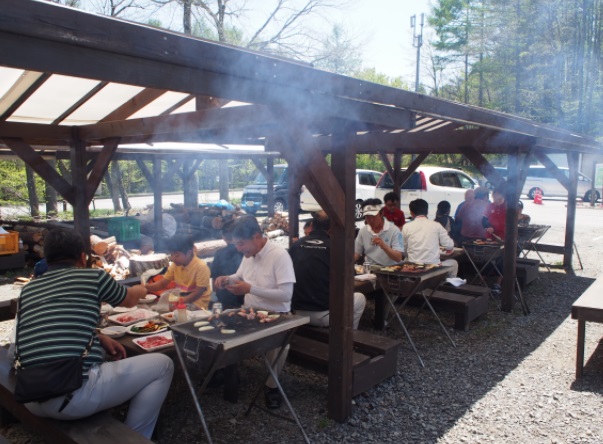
[98,334,127,361]
[226,279,251,296]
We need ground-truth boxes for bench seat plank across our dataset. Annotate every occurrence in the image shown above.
[0,347,152,444]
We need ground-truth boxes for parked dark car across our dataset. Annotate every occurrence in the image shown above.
[241,164,288,215]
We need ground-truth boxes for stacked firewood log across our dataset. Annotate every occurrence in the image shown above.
[13,225,47,258]
[260,212,289,236]
[90,234,132,280]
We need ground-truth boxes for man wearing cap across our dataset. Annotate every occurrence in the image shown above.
[354,198,404,266]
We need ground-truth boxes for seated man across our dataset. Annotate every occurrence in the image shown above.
[211,219,244,309]
[145,233,212,310]
[456,186,490,242]
[290,212,366,329]
[402,199,458,278]
[354,198,404,266]
[381,192,405,230]
[13,228,173,439]
[214,216,296,409]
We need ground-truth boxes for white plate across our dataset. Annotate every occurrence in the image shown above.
[112,306,138,313]
[132,332,174,352]
[108,309,157,326]
[100,326,128,338]
[138,294,158,304]
[160,312,175,323]
[127,320,169,335]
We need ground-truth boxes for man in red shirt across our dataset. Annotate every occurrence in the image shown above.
[381,192,405,230]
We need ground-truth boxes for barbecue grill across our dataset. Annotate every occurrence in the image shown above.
[170,312,310,444]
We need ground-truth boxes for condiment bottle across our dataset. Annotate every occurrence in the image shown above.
[175,301,188,323]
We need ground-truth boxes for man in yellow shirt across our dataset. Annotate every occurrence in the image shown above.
[145,233,211,309]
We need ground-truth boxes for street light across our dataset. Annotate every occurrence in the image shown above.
[411,13,424,92]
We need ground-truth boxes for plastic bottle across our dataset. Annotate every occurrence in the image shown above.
[175,301,188,323]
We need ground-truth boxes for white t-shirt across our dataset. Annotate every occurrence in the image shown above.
[402,216,454,265]
[233,240,296,312]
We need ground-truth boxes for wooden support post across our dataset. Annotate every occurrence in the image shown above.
[328,123,355,422]
[287,161,301,245]
[70,128,91,253]
[564,152,579,268]
[153,158,164,252]
[393,150,402,197]
[267,159,274,217]
[501,150,521,312]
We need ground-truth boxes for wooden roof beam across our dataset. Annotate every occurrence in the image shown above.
[1,0,597,149]
[100,88,166,122]
[0,121,72,142]
[0,71,50,121]
[1,137,75,204]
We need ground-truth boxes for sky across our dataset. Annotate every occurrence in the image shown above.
[333,0,434,82]
[82,0,434,84]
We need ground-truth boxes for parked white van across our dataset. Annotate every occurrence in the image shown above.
[486,166,598,202]
[522,166,598,202]
[374,166,477,218]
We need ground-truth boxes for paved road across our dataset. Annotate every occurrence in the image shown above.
[0,190,243,218]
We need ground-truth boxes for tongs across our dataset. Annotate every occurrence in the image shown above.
[490,232,503,242]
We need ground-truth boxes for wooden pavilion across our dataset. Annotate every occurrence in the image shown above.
[1,0,602,421]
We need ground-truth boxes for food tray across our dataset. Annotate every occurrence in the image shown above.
[132,332,174,352]
[108,309,158,326]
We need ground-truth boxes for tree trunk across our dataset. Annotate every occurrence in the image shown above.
[105,169,121,212]
[25,165,40,217]
[45,158,58,217]
[219,160,229,201]
[111,161,130,213]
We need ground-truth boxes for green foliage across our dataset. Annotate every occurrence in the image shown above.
[354,68,409,89]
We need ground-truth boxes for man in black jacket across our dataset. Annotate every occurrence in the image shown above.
[289,212,366,329]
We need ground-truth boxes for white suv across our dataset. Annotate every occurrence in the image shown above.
[300,169,382,219]
[374,166,477,218]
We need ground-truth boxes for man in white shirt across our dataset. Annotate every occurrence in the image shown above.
[354,199,404,266]
[402,199,458,278]
[214,215,296,409]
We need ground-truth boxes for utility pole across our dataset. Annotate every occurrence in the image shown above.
[411,13,424,92]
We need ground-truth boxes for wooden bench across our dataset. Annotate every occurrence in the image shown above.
[288,326,399,396]
[516,258,540,290]
[422,290,489,331]
[571,276,603,378]
[412,284,489,331]
[0,347,153,444]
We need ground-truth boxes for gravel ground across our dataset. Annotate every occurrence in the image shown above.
[1,204,603,443]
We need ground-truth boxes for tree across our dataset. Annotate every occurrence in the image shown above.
[311,24,361,75]
[152,0,354,61]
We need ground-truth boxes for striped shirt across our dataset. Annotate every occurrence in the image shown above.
[15,268,127,378]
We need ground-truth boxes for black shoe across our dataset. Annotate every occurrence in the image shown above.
[264,387,282,409]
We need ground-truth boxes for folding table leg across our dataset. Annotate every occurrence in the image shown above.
[173,337,213,444]
[384,290,425,367]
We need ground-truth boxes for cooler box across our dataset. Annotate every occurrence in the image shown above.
[0,231,19,256]
[108,217,140,242]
